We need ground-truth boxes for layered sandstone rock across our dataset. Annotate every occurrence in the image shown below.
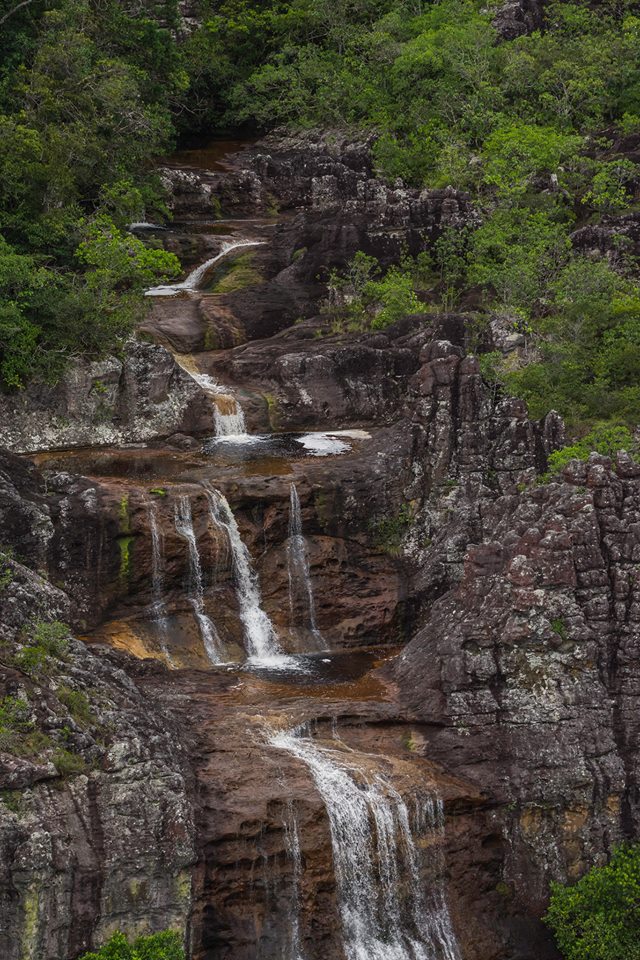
[0,341,214,454]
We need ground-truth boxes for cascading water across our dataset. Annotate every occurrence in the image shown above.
[145,499,173,664]
[213,395,247,437]
[145,239,265,296]
[174,495,224,664]
[287,484,325,651]
[173,358,248,439]
[201,482,283,661]
[270,727,461,960]
[283,800,305,960]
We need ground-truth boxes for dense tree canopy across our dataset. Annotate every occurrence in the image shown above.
[1,0,640,435]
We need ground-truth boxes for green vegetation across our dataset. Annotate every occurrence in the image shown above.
[550,618,568,642]
[323,251,427,331]
[194,0,640,436]
[0,548,14,590]
[545,844,640,960]
[2,0,640,450]
[0,0,181,388]
[210,251,262,293]
[79,930,184,960]
[57,686,94,726]
[541,424,635,480]
[13,619,71,676]
[370,504,412,554]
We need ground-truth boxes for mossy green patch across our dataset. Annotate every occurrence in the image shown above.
[210,252,262,294]
[118,495,130,534]
[117,534,134,582]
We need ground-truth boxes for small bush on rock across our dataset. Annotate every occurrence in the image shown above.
[79,931,185,960]
[14,620,71,675]
[545,424,635,477]
[545,844,640,960]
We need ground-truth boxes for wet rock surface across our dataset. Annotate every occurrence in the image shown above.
[0,133,638,960]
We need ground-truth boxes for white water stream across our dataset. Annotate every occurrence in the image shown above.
[287,484,325,650]
[145,239,265,296]
[270,728,461,960]
[174,495,225,664]
[202,483,283,662]
[145,499,174,664]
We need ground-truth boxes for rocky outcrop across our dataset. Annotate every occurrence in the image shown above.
[571,210,640,265]
[0,341,214,454]
[492,0,546,39]
[0,561,195,960]
[391,452,640,956]
[149,133,480,350]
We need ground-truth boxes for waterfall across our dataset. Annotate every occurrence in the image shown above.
[174,495,224,664]
[145,499,173,664]
[287,484,325,650]
[213,395,247,437]
[283,800,305,960]
[145,239,265,296]
[173,357,248,439]
[270,728,460,960]
[202,483,283,661]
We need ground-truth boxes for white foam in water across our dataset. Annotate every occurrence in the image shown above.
[298,430,371,456]
[145,239,265,296]
[283,800,305,960]
[213,401,247,438]
[128,221,164,231]
[173,495,225,664]
[270,727,461,960]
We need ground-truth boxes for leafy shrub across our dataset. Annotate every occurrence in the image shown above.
[0,547,13,590]
[545,844,640,960]
[546,424,635,476]
[52,748,89,778]
[79,930,185,960]
[57,687,93,726]
[0,694,52,757]
[0,696,32,750]
[323,251,423,331]
[369,505,412,555]
[14,620,71,675]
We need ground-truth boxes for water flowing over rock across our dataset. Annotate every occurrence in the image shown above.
[174,495,224,664]
[146,240,266,297]
[287,483,325,651]
[270,726,461,960]
[202,483,283,661]
[145,497,173,662]
[2,133,640,960]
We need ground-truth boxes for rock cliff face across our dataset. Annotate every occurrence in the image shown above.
[0,560,195,960]
[0,341,214,454]
[0,134,638,960]
[390,451,640,957]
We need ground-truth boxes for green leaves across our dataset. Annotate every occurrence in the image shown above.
[79,931,185,960]
[481,122,583,199]
[545,844,640,960]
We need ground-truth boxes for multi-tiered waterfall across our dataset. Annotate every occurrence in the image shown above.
[270,726,461,960]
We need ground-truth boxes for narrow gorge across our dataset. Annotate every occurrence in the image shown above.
[1,131,638,960]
